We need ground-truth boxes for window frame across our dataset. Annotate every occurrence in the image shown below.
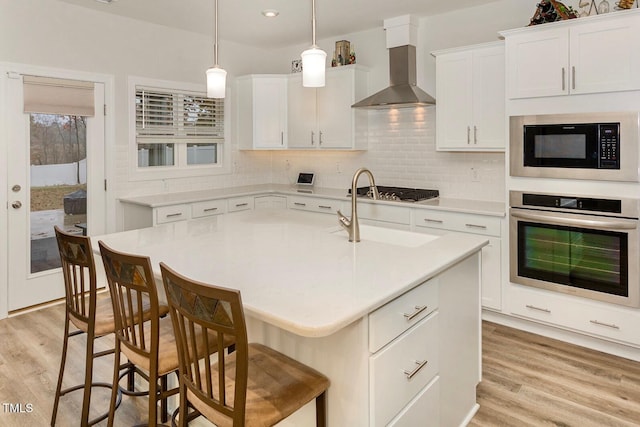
[128,76,230,181]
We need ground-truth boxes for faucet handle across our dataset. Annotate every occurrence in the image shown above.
[369,185,380,200]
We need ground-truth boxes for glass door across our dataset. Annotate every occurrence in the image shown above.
[6,76,105,312]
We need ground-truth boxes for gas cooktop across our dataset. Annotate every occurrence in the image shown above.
[349,186,440,202]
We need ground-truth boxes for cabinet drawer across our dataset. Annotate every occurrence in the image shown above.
[358,202,411,225]
[191,199,226,218]
[287,196,341,214]
[227,197,254,212]
[415,209,501,236]
[370,313,439,427]
[510,285,640,346]
[156,204,189,224]
[389,376,440,427]
[369,278,438,353]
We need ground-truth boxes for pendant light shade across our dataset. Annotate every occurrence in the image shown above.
[301,0,326,87]
[207,0,226,98]
[206,66,227,98]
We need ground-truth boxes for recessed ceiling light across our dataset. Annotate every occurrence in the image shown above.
[94,0,117,3]
[262,9,279,18]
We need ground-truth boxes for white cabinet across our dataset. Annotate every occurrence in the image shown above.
[227,196,254,213]
[287,65,368,150]
[368,278,441,427]
[156,204,189,224]
[433,42,505,151]
[287,195,342,215]
[357,202,412,230]
[237,75,287,149]
[254,195,287,209]
[502,11,640,99]
[414,209,503,311]
[509,285,640,346]
[191,199,226,219]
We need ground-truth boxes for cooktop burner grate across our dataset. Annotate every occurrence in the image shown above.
[349,186,439,202]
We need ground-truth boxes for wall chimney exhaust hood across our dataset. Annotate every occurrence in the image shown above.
[352,15,435,109]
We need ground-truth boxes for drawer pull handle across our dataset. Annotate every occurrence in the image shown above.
[404,360,428,380]
[294,202,306,207]
[403,305,428,321]
[166,213,183,218]
[590,320,620,330]
[465,223,487,230]
[525,304,551,314]
[235,203,248,207]
[424,219,443,224]
[203,207,218,212]
[318,205,332,209]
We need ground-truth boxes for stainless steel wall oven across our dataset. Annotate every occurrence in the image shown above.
[510,191,640,307]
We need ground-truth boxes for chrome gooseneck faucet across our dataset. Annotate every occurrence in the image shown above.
[337,167,379,242]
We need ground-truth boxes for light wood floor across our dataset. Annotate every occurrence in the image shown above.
[1,303,640,426]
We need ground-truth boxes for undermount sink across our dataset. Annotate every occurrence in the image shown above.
[330,225,439,247]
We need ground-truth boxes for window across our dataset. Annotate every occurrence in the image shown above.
[131,78,227,179]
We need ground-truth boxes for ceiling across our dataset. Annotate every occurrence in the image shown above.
[56,0,499,49]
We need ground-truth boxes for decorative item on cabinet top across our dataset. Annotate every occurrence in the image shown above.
[332,40,356,67]
[529,0,578,25]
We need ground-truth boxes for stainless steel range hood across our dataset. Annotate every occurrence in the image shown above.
[352,15,435,109]
[352,45,435,109]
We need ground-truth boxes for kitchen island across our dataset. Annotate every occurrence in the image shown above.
[93,208,487,426]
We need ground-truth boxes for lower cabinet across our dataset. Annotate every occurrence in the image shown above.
[254,195,287,209]
[358,202,412,230]
[369,278,440,426]
[370,313,440,426]
[509,285,640,347]
[227,196,254,213]
[413,209,503,311]
[287,195,343,215]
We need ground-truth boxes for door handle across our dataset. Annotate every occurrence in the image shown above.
[12,201,22,209]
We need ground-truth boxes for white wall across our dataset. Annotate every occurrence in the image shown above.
[268,0,548,201]
[0,0,282,230]
[0,0,600,216]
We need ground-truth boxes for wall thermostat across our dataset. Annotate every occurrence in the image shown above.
[297,172,315,186]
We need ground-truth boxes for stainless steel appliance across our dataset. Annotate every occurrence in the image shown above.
[510,191,640,307]
[349,186,439,202]
[510,112,639,182]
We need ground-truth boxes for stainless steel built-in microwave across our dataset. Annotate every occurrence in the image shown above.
[510,112,639,182]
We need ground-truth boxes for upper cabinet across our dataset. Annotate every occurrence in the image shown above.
[433,42,505,151]
[501,10,640,99]
[237,75,288,150]
[288,65,369,150]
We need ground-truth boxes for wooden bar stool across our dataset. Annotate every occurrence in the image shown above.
[160,262,330,427]
[99,242,221,427]
[51,226,124,427]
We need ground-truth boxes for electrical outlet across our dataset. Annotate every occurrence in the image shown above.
[471,168,480,182]
[285,160,290,170]
[336,162,341,174]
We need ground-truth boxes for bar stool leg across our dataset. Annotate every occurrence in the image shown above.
[51,314,71,426]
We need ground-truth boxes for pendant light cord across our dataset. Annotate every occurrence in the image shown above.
[214,0,219,66]
[311,0,317,47]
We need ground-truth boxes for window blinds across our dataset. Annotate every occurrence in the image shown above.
[135,87,223,143]
[23,76,95,117]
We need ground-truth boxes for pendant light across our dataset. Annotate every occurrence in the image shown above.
[301,0,326,87]
[206,0,226,98]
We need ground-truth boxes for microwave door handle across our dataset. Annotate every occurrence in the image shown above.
[511,210,638,230]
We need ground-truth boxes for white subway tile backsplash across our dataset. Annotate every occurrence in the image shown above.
[114,106,505,203]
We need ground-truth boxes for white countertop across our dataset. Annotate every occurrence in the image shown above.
[119,184,505,217]
[93,209,488,337]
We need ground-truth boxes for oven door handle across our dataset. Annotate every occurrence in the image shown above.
[511,210,638,230]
